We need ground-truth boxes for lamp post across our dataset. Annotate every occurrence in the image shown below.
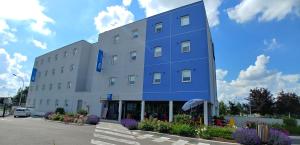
[12,74,24,106]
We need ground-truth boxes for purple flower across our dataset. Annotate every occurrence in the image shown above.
[121,119,138,130]
[268,129,291,145]
[233,128,261,145]
[86,115,100,125]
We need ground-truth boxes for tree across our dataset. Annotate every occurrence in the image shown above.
[228,101,242,115]
[219,101,228,116]
[12,86,29,105]
[275,91,300,116]
[248,88,274,115]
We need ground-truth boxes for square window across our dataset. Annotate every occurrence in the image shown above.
[153,73,161,84]
[64,51,68,57]
[132,29,138,38]
[55,54,59,61]
[128,75,136,85]
[154,47,162,57]
[181,41,191,53]
[155,23,163,33]
[181,15,190,26]
[61,66,64,73]
[109,77,116,86]
[70,64,75,71]
[55,99,59,106]
[67,81,71,89]
[112,55,118,64]
[182,70,192,83]
[130,51,137,60]
[114,35,120,44]
[73,48,77,56]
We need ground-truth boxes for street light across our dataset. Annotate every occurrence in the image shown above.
[12,74,24,106]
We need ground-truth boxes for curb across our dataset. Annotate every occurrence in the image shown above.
[44,119,96,126]
[133,130,239,145]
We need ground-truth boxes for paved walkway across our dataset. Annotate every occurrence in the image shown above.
[90,122,238,145]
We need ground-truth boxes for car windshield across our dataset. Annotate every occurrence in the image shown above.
[16,109,25,111]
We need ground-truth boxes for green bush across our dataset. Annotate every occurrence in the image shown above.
[171,123,196,137]
[206,126,236,140]
[283,118,297,127]
[66,112,75,117]
[174,114,192,124]
[52,114,63,121]
[138,118,157,131]
[285,126,300,135]
[55,107,65,115]
[156,121,171,133]
[77,109,88,116]
[196,126,212,139]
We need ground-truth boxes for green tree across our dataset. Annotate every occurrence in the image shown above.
[275,91,300,116]
[12,86,29,105]
[219,101,228,116]
[248,88,274,115]
[228,101,241,115]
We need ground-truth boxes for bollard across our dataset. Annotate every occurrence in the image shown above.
[257,123,269,143]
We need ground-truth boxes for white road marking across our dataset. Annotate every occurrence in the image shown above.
[96,126,132,134]
[95,129,135,139]
[94,133,140,145]
[152,137,170,142]
[172,139,189,145]
[136,134,153,139]
[197,143,210,145]
[91,139,115,145]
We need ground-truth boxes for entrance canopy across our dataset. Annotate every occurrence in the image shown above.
[181,99,204,111]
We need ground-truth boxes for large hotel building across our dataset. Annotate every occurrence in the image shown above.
[27,1,218,125]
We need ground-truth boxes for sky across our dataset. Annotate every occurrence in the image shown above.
[0,0,300,103]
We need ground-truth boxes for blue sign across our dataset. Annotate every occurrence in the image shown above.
[96,49,103,72]
[107,94,112,101]
[30,68,37,82]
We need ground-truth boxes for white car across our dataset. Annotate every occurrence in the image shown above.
[14,108,31,118]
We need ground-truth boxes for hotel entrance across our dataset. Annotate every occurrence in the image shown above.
[106,101,119,120]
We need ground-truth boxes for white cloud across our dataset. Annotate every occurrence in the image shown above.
[227,0,300,23]
[0,19,17,45]
[217,55,300,103]
[137,0,222,27]
[0,0,54,35]
[31,39,47,49]
[0,48,29,97]
[123,0,132,7]
[263,38,281,51]
[94,5,134,33]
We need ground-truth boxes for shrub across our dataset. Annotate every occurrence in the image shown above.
[55,108,65,115]
[284,126,300,135]
[232,128,261,145]
[77,109,88,116]
[44,112,54,119]
[63,115,74,123]
[245,121,257,129]
[52,114,64,121]
[66,112,75,117]
[268,129,292,145]
[156,121,171,133]
[170,123,196,137]
[138,118,157,131]
[121,119,138,130]
[196,126,212,139]
[86,115,100,125]
[174,114,191,124]
[283,118,297,127]
[206,126,236,140]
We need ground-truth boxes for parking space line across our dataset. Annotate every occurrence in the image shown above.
[95,129,135,139]
[94,133,140,145]
[96,126,132,135]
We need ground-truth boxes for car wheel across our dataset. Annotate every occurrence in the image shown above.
[14,116,16,118]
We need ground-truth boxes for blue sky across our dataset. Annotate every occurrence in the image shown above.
[0,0,300,102]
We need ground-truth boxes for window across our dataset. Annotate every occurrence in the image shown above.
[42,84,45,90]
[49,83,53,90]
[130,51,137,60]
[132,29,138,38]
[46,99,50,105]
[57,83,62,90]
[181,41,191,53]
[48,57,51,63]
[52,68,55,75]
[64,51,68,57]
[182,70,192,83]
[61,66,64,73]
[64,99,68,107]
[114,35,120,44]
[154,47,162,57]
[73,48,77,56]
[55,99,59,106]
[155,23,163,33]
[45,70,48,77]
[109,77,116,86]
[55,54,59,61]
[67,81,71,89]
[153,73,161,84]
[39,99,43,105]
[112,55,118,64]
[70,64,75,71]
[128,75,136,85]
[181,15,190,26]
